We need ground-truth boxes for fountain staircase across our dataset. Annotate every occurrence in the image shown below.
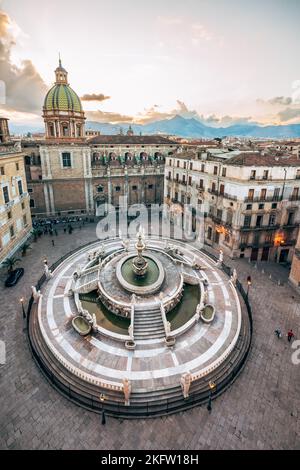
[133,303,166,340]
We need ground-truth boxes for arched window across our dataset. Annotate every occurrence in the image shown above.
[48,122,55,137]
[61,122,69,137]
[76,124,82,137]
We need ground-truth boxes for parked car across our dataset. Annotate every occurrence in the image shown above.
[5,268,24,287]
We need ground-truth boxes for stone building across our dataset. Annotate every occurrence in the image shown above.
[289,229,300,290]
[164,149,300,262]
[0,140,32,265]
[24,61,176,217]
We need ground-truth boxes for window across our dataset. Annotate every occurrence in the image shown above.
[23,215,27,227]
[16,162,19,171]
[3,186,9,204]
[287,212,295,225]
[213,166,218,175]
[217,209,223,220]
[220,184,225,195]
[201,164,205,172]
[265,232,273,244]
[250,170,256,180]
[190,162,193,171]
[260,189,266,200]
[199,179,204,189]
[0,166,4,175]
[222,167,227,177]
[177,160,180,168]
[148,184,153,189]
[187,196,191,204]
[18,179,23,195]
[168,171,171,179]
[181,194,185,204]
[30,199,35,208]
[263,170,269,180]
[256,215,263,227]
[174,192,178,202]
[132,185,137,190]
[169,159,172,166]
[62,152,71,167]
[10,225,14,238]
[184,162,187,169]
[97,185,103,193]
[211,182,216,193]
[188,176,192,186]
[115,186,121,192]
[7,211,11,219]
[272,203,277,209]
[246,204,252,210]
[291,187,299,200]
[182,175,186,183]
[226,210,233,224]
[244,215,251,227]
[258,203,264,210]
[21,202,25,210]
[28,188,33,193]
[62,123,69,137]
[247,189,254,201]
[296,169,300,179]
[207,227,212,240]
[273,188,280,201]
[176,173,179,182]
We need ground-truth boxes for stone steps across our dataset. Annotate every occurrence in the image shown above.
[133,305,166,340]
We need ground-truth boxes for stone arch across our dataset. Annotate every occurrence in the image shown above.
[140,151,147,159]
[48,122,55,137]
[61,122,70,137]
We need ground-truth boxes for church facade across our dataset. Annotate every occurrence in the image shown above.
[24,61,176,217]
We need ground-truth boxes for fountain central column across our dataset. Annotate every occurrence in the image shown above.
[132,228,148,277]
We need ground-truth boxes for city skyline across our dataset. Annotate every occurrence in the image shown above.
[1,0,300,128]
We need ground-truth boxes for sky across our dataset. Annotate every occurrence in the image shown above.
[0,0,300,128]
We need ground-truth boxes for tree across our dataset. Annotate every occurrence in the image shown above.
[31,228,39,242]
[2,256,21,273]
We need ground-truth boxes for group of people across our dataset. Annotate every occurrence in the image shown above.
[274,328,295,342]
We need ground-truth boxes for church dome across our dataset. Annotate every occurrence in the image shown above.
[44,84,82,113]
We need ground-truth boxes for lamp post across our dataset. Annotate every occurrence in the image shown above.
[246,275,252,299]
[207,380,216,413]
[19,297,26,319]
[100,393,106,425]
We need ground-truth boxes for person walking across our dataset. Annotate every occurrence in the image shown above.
[274,328,282,339]
[287,329,295,342]
[51,239,55,247]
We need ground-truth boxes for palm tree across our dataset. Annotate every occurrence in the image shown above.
[21,241,32,256]
[2,256,21,273]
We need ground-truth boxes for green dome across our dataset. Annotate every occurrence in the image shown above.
[44,84,82,113]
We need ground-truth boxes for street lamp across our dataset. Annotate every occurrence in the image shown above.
[19,297,26,319]
[207,380,217,413]
[100,393,106,425]
[246,275,252,299]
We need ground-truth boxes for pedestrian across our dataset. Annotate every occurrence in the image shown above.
[274,328,282,339]
[52,239,55,247]
[287,329,294,342]
[63,227,66,233]
[54,229,58,236]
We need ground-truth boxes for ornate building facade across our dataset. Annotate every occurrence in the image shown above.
[24,61,176,217]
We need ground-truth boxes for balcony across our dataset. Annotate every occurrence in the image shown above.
[241,223,280,232]
[244,195,281,203]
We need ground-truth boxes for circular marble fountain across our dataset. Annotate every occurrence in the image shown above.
[28,235,252,418]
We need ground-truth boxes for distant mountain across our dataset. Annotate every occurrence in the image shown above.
[8,115,300,139]
[86,115,300,139]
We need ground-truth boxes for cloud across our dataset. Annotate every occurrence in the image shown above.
[86,110,133,123]
[0,10,47,114]
[292,80,300,104]
[81,93,110,102]
[157,16,183,26]
[276,107,300,123]
[257,96,292,106]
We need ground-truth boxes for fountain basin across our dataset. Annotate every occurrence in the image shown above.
[116,253,165,295]
[201,304,215,323]
[72,316,92,336]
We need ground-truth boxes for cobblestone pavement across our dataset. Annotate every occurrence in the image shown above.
[0,224,299,450]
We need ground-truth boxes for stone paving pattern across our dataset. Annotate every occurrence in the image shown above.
[0,223,299,450]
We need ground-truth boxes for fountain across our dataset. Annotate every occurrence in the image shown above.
[132,227,148,277]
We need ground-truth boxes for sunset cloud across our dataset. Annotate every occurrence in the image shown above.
[0,10,47,114]
[81,93,110,102]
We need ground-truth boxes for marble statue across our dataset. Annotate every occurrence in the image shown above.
[31,286,41,303]
[230,268,237,286]
[44,263,53,280]
[123,378,132,405]
[217,249,224,266]
[165,321,171,336]
[128,324,134,339]
[180,372,192,399]
[131,294,136,304]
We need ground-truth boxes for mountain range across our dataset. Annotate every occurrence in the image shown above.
[10,114,300,139]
